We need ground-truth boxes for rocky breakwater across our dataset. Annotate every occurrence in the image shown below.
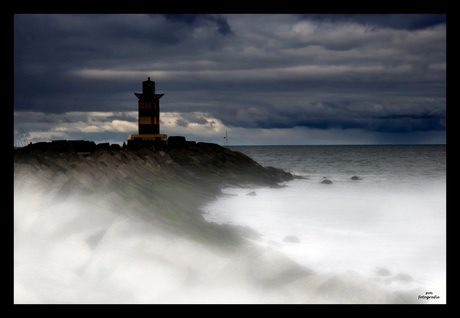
[14,140,409,304]
[14,140,291,246]
[166,140,296,188]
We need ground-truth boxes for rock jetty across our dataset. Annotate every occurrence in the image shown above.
[14,139,413,304]
[14,140,294,246]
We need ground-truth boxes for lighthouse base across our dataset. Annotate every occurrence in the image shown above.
[127,134,168,150]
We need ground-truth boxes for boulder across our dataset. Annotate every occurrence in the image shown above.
[283,235,300,243]
[167,136,188,149]
[351,176,362,180]
[321,179,333,184]
[375,268,391,277]
[390,273,414,283]
[96,142,110,149]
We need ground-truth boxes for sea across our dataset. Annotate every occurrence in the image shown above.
[203,144,446,302]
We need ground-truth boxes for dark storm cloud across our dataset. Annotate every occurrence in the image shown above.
[161,14,232,35]
[297,14,446,30]
[14,14,446,144]
[212,98,446,133]
[14,14,232,113]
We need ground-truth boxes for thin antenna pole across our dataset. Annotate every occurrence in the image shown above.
[223,131,229,147]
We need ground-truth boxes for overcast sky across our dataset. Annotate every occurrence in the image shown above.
[14,14,446,146]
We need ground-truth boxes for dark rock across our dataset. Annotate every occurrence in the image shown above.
[27,141,48,151]
[110,143,121,150]
[70,140,97,152]
[137,146,156,157]
[51,140,71,152]
[97,142,110,149]
[167,136,188,149]
[351,176,362,180]
[22,140,100,153]
[246,191,257,196]
[321,179,333,184]
[283,235,300,243]
[393,273,414,283]
[376,268,391,276]
[384,272,414,285]
[85,230,106,249]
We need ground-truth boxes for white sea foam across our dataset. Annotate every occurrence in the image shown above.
[204,145,447,303]
[14,145,446,304]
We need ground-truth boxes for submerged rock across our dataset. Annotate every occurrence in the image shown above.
[351,176,362,180]
[283,235,300,243]
[387,273,414,283]
[321,179,333,184]
[375,268,391,277]
[246,191,257,196]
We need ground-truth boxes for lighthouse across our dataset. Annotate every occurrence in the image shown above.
[128,77,168,149]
